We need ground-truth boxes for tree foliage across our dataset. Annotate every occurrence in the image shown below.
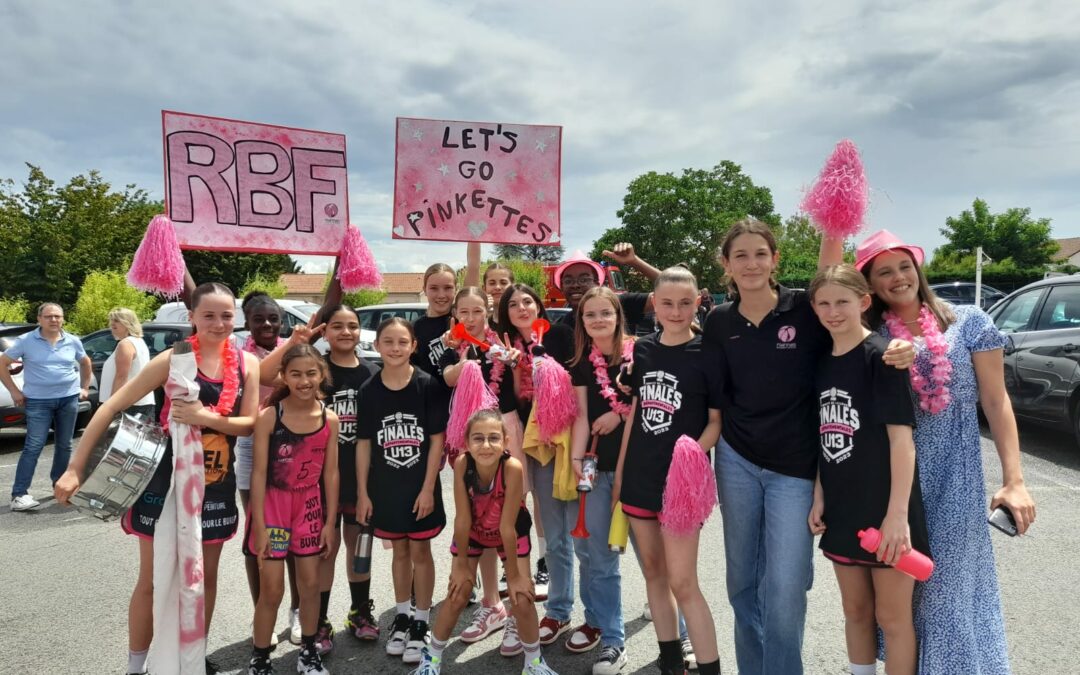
[68,270,159,335]
[342,289,388,307]
[239,273,288,300]
[590,161,779,291]
[493,244,565,264]
[458,259,548,301]
[936,199,1058,269]
[184,250,299,296]
[771,215,855,288]
[0,297,31,323]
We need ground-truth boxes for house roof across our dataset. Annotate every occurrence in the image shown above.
[280,273,327,295]
[1054,237,1080,261]
[279,272,424,295]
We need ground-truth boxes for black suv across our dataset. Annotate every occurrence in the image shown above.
[987,276,1080,445]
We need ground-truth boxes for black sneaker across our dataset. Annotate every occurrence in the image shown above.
[533,558,550,601]
[403,619,430,664]
[247,653,273,675]
[658,656,686,675]
[297,645,329,674]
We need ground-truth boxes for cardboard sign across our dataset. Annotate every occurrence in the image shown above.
[392,117,561,245]
[162,110,349,254]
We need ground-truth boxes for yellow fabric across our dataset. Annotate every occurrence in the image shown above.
[521,404,577,501]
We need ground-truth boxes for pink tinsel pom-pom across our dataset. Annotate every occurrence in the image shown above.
[445,360,499,462]
[659,435,718,536]
[127,214,186,297]
[533,356,578,442]
[800,139,868,239]
[338,224,382,292]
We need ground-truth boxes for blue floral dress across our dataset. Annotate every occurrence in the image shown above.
[880,304,1010,674]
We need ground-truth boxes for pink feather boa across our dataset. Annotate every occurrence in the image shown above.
[533,355,578,442]
[801,139,868,239]
[659,435,718,535]
[445,360,499,463]
[338,224,382,292]
[127,214,186,297]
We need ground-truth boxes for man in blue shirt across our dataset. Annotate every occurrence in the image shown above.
[0,303,91,511]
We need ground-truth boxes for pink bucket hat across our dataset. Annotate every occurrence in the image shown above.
[854,229,925,272]
[554,250,605,288]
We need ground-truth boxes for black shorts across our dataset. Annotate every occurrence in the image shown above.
[122,450,239,544]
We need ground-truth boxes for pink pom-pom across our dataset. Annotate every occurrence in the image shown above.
[800,139,868,239]
[659,435,717,536]
[445,360,499,461]
[338,224,382,292]
[126,214,186,297]
[533,356,578,442]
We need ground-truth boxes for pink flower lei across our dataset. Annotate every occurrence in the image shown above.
[589,338,634,416]
[884,304,953,414]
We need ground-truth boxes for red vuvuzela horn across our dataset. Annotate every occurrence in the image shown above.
[532,318,550,345]
[452,322,490,351]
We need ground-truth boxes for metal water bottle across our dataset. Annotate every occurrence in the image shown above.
[578,454,598,493]
[353,525,374,575]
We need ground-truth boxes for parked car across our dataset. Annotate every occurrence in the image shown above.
[0,324,96,430]
[80,323,246,411]
[930,281,1006,310]
[154,298,320,336]
[987,276,1080,446]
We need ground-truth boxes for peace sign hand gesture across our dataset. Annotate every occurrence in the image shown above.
[289,314,326,346]
[489,332,521,366]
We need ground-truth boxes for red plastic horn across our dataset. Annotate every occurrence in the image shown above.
[531,318,550,345]
[571,492,590,539]
[451,322,490,352]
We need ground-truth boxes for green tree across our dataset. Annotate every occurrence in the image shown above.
[493,244,565,264]
[68,270,159,334]
[0,165,160,307]
[0,297,30,323]
[239,273,288,300]
[937,199,1058,269]
[184,251,299,296]
[457,259,548,301]
[771,215,856,287]
[342,289,388,307]
[589,161,779,291]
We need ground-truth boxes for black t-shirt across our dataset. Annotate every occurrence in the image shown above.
[499,322,575,425]
[703,286,830,480]
[357,369,448,535]
[557,293,650,335]
[322,358,380,505]
[623,333,723,513]
[815,334,930,563]
[412,314,451,384]
[570,349,632,471]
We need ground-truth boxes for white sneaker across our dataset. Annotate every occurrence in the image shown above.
[10,494,39,511]
[296,644,329,674]
[522,655,559,675]
[289,608,302,645]
[249,621,279,650]
[641,602,651,621]
[500,616,522,657]
[402,619,430,664]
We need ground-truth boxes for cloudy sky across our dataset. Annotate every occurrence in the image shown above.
[2,1,1077,273]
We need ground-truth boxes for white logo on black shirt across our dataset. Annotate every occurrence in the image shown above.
[376,412,425,469]
[331,388,357,443]
[427,337,446,367]
[639,370,682,435]
[819,387,860,463]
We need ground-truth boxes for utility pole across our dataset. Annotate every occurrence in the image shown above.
[975,246,992,308]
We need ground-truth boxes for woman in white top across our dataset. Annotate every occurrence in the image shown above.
[100,308,155,417]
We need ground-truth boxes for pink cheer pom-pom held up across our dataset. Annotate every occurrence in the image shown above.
[660,435,718,536]
[800,139,868,239]
[445,360,499,461]
[533,356,578,442]
[126,214,186,297]
[337,224,382,292]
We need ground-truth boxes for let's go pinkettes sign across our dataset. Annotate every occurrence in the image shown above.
[162,111,349,254]
[392,117,561,245]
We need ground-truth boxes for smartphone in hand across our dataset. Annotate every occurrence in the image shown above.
[988,505,1018,537]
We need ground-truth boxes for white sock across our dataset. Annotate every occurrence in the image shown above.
[430,635,448,660]
[850,663,876,675]
[537,537,546,559]
[397,600,412,616]
[127,649,148,674]
[415,607,431,622]
[523,640,542,664]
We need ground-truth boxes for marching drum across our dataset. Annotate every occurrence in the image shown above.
[71,412,168,521]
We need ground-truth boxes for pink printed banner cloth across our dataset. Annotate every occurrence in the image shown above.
[392,117,561,245]
[148,346,205,675]
[162,110,349,254]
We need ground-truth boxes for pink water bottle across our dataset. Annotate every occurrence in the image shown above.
[857,527,934,582]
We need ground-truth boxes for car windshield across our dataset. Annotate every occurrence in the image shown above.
[294,303,321,319]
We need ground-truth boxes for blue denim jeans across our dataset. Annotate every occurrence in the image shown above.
[12,394,79,498]
[716,437,814,675]
[573,471,625,647]
[529,457,577,622]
